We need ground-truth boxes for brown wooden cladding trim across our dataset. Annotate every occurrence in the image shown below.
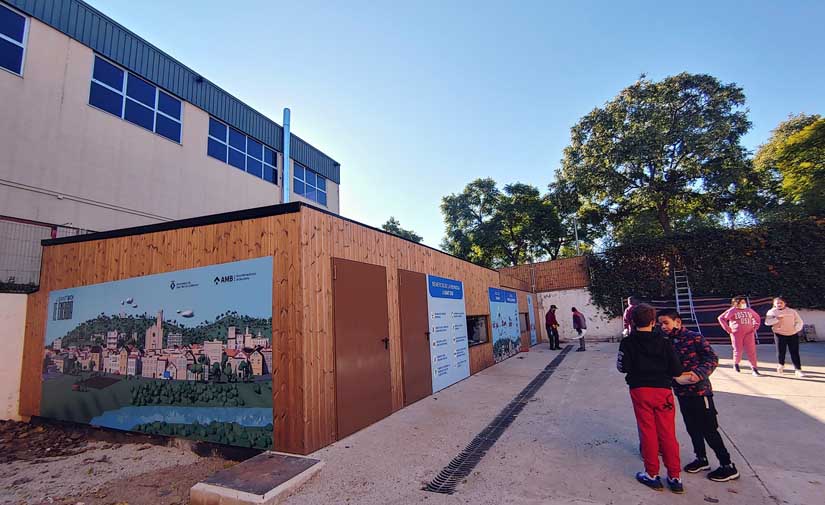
[20,214,307,454]
[469,342,495,374]
[499,257,590,293]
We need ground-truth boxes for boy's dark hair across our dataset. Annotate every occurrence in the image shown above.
[657,309,682,321]
[571,307,577,312]
[628,296,640,305]
[632,303,656,328]
[731,295,748,307]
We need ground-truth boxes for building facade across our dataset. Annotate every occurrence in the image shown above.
[0,0,341,236]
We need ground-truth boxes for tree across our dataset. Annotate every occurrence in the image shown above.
[441,179,570,266]
[559,73,751,240]
[754,114,824,218]
[211,362,223,383]
[381,217,423,243]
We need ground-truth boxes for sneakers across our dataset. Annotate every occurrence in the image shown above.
[684,458,711,473]
[635,472,663,491]
[708,464,740,482]
[751,368,762,377]
[777,365,785,374]
[795,369,806,378]
[666,477,685,494]
[734,364,741,373]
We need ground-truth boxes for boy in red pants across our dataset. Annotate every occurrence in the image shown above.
[617,304,685,493]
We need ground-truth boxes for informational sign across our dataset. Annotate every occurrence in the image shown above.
[426,275,470,393]
[489,287,520,362]
[42,257,274,449]
[527,295,537,346]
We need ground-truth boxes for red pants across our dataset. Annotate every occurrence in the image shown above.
[730,331,758,369]
[630,387,680,478]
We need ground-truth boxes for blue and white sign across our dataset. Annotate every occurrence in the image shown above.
[427,275,470,393]
[527,295,537,346]
[489,287,520,362]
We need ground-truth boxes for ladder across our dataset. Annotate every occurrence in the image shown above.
[674,268,703,336]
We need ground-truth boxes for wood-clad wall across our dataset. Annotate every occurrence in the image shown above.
[469,342,495,374]
[299,207,502,452]
[20,214,308,454]
[499,256,590,292]
[499,272,530,292]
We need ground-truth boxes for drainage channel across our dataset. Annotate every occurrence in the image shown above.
[423,345,573,495]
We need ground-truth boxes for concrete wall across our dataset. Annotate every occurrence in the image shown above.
[799,309,825,342]
[0,17,339,231]
[0,294,27,421]
[537,287,622,341]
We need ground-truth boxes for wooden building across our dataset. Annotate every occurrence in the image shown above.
[20,202,543,454]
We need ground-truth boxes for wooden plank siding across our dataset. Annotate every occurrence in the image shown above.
[21,204,531,455]
[20,214,307,454]
[298,206,502,452]
[499,256,590,293]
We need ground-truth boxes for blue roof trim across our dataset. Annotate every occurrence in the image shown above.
[5,0,341,184]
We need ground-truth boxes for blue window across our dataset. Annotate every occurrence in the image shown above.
[293,163,328,206]
[0,4,27,75]
[206,117,278,185]
[89,56,182,143]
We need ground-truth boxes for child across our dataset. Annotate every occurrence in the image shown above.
[545,305,561,350]
[765,297,805,377]
[658,310,740,482]
[623,296,640,336]
[717,296,762,376]
[571,307,587,352]
[617,304,685,493]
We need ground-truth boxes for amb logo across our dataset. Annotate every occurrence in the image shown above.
[214,275,234,285]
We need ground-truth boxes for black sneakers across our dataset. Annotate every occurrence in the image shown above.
[708,464,740,482]
[684,458,711,473]
[635,472,663,491]
[734,364,741,373]
[666,477,685,494]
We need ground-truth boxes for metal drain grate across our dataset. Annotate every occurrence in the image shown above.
[423,345,573,494]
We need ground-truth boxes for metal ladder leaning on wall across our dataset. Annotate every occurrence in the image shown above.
[674,268,703,336]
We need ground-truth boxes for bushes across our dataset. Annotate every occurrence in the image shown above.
[131,381,246,407]
[132,421,273,449]
[588,219,825,317]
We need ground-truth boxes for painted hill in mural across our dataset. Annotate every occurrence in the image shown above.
[58,311,272,349]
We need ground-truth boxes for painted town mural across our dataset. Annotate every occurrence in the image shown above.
[42,257,274,449]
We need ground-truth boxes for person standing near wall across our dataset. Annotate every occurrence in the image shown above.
[717,296,762,376]
[623,296,640,337]
[765,297,806,377]
[572,307,587,352]
[545,305,561,350]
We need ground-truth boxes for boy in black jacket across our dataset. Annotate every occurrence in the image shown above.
[617,304,685,493]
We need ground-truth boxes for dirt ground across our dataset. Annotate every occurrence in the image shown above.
[0,421,234,505]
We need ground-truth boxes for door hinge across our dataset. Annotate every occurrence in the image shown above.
[333,265,337,280]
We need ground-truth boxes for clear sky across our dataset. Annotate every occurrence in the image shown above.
[85,0,825,248]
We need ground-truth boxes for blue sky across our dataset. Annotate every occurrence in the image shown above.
[45,257,272,344]
[86,0,825,248]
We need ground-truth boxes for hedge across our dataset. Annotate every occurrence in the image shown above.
[588,218,825,317]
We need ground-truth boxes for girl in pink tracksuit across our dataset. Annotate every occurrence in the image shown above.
[717,296,762,376]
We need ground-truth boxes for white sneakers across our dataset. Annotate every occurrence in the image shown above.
[777,365,785,374]
[795,370,806,378]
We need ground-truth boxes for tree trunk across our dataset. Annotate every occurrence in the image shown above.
[657,202,672,234]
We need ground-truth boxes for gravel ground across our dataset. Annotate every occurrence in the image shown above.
[0,421,236,505]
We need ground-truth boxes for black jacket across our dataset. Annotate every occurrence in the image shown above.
[617,330,683,389]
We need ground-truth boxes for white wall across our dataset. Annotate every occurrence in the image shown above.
[0,18,339,231]
[0,294,27,421]
[537,287,623,341]
[799,309,825,342]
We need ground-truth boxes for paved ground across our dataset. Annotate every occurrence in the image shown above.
[286,341,825,505]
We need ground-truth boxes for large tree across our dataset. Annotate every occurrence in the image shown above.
[381,217,423,243]
[559,73,752,239]
[441,179,570,267]
[753,114,824,218]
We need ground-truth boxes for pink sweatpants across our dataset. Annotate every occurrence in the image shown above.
[730,331,758,369]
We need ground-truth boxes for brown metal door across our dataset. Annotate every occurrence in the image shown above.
[333,258,392,439]
[398,270,432,406]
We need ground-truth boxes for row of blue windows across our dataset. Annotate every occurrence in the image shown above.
[207,118,278,184]
[294,164,327,206]
[89,56,183,143]
[0,3,27,75]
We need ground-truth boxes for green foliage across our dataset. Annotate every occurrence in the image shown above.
[130,381,247,407]
[381,217,423,243]
[588,218,825,317]
[132,421,273,449]
[775,119,825,216]
[559,73,751,239]
[440,178,576,267]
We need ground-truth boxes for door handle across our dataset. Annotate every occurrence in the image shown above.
[425,331,430,341]
[381,337,390,350]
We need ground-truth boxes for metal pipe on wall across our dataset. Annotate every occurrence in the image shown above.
[283,108,291,203]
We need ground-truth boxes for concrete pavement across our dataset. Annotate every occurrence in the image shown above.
[284,342,825,505]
